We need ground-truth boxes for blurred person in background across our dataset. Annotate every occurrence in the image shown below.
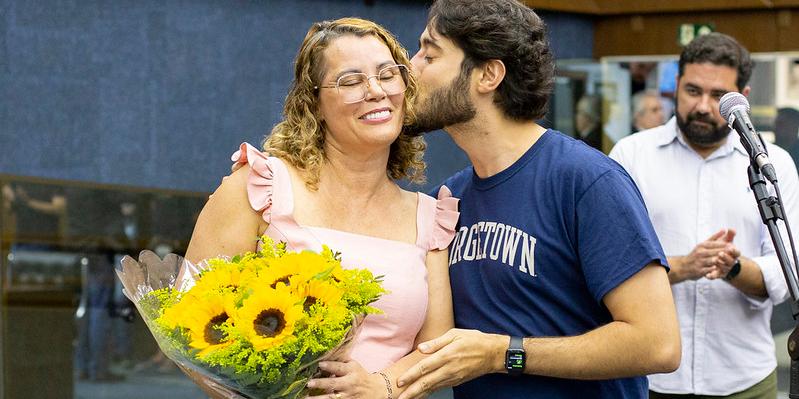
[631,89,666,133]
[575,94,604,151]
[774,107,799,167]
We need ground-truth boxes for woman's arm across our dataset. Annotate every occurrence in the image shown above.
[308,249,453,398]
[185,166,266,264]
[179,166,266,399]
[381,249,453,394]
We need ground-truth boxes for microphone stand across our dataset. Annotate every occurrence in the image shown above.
[746,162,799,397]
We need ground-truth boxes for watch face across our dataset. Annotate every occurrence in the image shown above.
[506,350,525,371]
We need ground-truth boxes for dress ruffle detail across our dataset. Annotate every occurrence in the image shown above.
[231,142,275,223]
[430,185,460,250]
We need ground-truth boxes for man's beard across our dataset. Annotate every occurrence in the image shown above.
[675,98,730,146]
[403,68,476,136]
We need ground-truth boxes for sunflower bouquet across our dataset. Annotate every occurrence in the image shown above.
[115,236,385,399]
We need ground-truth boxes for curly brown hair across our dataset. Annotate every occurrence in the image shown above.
[428,0,554,121]
[263,18,426,190]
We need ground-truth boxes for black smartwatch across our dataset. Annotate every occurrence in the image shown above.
[724,258,742,281]
[505,336,526,376]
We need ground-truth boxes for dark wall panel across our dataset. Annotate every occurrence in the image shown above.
[1,0,593,193]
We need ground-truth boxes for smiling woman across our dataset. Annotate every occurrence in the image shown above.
[180,17,459,399]
[264,18,422,191]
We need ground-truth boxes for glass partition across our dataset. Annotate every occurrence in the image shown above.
[0,175,207,399]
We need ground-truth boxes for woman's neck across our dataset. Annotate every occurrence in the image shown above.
[317,144,396,202]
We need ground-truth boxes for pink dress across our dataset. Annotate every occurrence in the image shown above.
[232,143,459,372]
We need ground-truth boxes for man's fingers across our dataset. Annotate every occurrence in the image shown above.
[397,368,452,399]
[717,251,735,264]
[707,228,727,241]
[725,244,741,259]
[697,242,728,253]
[397,352,448,388]
[418,330,455,354]
[396,375,433,399]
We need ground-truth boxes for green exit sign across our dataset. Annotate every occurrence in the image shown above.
[678,23,715,46]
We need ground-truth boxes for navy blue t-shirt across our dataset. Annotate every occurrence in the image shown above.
[433,130,667,399]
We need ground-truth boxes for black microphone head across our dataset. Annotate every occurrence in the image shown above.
[719,92,750,122]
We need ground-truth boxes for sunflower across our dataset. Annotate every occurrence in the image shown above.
[257,256,302,289]
[235,288,304,351]
[178,293,237,357]
[289,276,344,312]
[191,261,253,296]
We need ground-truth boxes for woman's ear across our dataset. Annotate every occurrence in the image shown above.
[476,59,506,94]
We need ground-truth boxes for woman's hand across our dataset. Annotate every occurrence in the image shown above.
[306,360,387,399]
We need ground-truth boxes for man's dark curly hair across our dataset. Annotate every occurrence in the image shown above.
[679,32,753,91]
[428,0,555,121]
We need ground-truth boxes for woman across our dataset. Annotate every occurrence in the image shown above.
[185,18,458,399]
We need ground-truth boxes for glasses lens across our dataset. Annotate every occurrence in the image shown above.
[337,73,368,103]
[336,65,408,104]
[377,65,407,96]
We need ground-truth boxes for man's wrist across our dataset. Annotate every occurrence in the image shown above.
[665,256,684,284]
[724,258,742,281]
[492,334,510,373]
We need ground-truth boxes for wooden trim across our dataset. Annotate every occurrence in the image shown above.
[0,173,208,198]
[522,0,599,14]
[524,0,799,15]
[594,10,799,57]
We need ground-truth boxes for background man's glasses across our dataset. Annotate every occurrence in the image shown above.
[316,64,408,104]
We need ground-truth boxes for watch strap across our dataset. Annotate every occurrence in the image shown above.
[724,259,742,281]
[510,336,523,351]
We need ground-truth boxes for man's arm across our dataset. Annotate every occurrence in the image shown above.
[395,263,680,398]
[720,256,767,297]
[670,228,767,298]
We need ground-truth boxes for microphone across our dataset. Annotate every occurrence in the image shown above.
[719,92,778,183]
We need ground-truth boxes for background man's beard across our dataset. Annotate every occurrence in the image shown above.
[675,102,730,146]
[403,71,476,136]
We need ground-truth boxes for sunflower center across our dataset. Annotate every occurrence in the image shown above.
[224,284,239,293]
[270,275,292,289]
[203,313,229,345]
[254,308,286,338]
[303,296,318,312]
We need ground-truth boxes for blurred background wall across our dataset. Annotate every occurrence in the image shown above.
[0,0,593,193]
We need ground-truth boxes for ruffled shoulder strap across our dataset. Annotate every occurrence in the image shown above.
[416,186,460,251]
[230,143,293,223]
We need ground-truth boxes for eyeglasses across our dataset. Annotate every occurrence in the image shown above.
[315,64,408,104]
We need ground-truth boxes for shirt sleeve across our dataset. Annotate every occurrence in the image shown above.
[608,139,631,170]
[576,168,668,303]
[745,147,799,308]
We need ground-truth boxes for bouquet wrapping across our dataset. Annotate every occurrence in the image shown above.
[115,236,385,398]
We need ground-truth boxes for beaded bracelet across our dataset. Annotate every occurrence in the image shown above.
[376,371,394,399]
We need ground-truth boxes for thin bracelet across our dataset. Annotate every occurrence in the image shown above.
[376,371,394,399]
